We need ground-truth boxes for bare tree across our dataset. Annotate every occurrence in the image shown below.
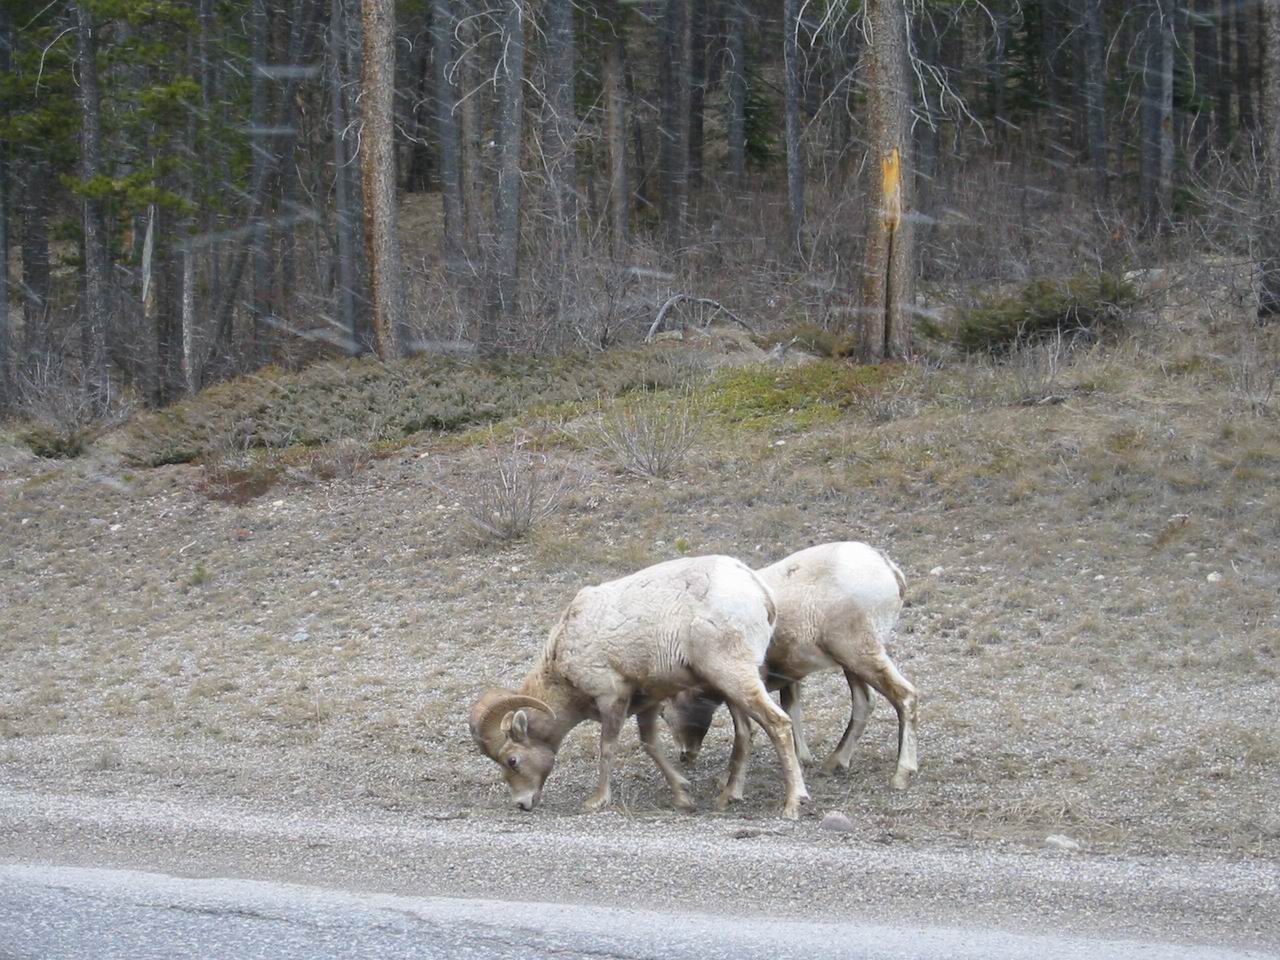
[76,0,109,396]
[859,0,914,362]
[361,0,407,359]
[1260,0,1280,320]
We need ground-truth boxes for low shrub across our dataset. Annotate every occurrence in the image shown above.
[953,273,1135,354]
[588,390,701,479]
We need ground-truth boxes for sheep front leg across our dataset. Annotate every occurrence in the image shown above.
[714,702,752,810]
[779,682,814,764]
[584,700,625,812]
[636,705,695,812]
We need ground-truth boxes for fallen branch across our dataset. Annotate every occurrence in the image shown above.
[644,294,759,342]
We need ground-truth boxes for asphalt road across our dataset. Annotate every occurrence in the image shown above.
[1,863,1272,960]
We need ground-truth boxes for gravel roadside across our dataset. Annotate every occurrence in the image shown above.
[1,783,1276,955]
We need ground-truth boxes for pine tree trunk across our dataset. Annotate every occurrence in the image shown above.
[488,0,526,345]
[1258,0,1280,320]
[603,1,629,258]
[1216,0,1235,150]
[77,0,109,397]
[725,0,746,184]
[783,0,804,255]
[859,0,914,363]
[360,0,406,359]
[431,0,465,280]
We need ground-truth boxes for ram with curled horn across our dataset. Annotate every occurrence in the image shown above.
[468,555,810,818]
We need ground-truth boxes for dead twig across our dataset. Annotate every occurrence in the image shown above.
[644,294,759,342]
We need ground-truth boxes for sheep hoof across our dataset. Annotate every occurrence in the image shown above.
[781,802,801,821]
[673,794,697,813]
[713,791,735,812]
[820,755,849,775]
[583,792,611,813]
[890,769,915,791]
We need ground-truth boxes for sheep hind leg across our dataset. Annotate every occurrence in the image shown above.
[779,682,814,765]
[820,672,874,774]
[855,655,919,790]
[636,705,695,812]
[584,699,626,812]
[719,677,809,819]
[714,702,752,810]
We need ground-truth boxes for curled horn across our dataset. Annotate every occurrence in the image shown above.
[469,689,555,757]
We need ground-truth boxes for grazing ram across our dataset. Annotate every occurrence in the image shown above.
[663,542,919,790]
[468,555,810,818]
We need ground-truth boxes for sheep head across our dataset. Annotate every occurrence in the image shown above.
[469,688,557,811]
[661,690,719,764]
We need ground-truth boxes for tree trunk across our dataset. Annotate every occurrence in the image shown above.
[1039,0,1064,142]
[431,0,465,281]
[859,0,914,363]
[1140,2,1174,232]
[458,6,483,261]
[332,0,362,351]
[20,164,52,365]
[725,0,746,184]
[1078,0,1109,195]
[1258,0,1280,320]
[545,0,577,231]
[251,0,272,366]
[77,0,109,397]
[1216,0,1235,150]
[488,0,526,345]
[0,7,10,400]
[360,0,406,359]
[688,0,706,193]
[603,2,629,258]
[659,0,689,251]
[1191,0,1217,168]
[1236,0,1255,139]
[783,0,804,255]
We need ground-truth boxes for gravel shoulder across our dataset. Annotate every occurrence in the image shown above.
[1,779,1277,955]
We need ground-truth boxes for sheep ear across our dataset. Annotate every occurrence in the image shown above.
[508,709,530,743]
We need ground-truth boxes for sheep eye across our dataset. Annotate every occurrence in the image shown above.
[507,756,519,769]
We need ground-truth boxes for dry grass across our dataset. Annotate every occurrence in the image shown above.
[1,296,1277,859]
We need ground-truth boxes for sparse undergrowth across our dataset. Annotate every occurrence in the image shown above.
[2,290,1278,862]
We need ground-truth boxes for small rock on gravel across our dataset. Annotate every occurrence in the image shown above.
[1044,834,1081,852]
[820,811,856,834]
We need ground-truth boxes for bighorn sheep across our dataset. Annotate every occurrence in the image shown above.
[468,555,810,818]
[663,542,919,790]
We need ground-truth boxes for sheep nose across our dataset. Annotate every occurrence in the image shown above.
[515,799,533,811]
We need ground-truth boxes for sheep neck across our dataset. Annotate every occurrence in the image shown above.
[519,665,585,749]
